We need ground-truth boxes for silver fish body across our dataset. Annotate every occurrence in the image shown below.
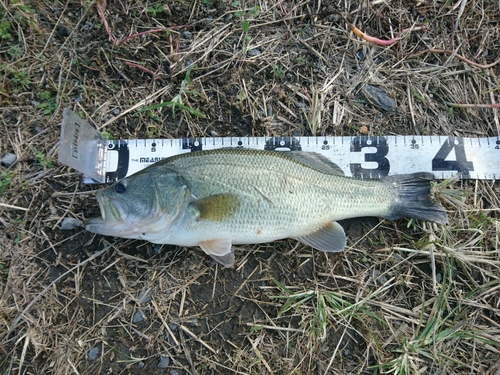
[86,149,447,267]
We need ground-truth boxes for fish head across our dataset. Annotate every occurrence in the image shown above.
[86,169,188,239]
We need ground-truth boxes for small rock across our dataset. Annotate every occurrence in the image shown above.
[182,31,192,39]
[267,107,273,116]
[247,49,261,57]
[60,217,83,230]
[359,125,369,134]
[294,102,306,109]
[58,25,69,38]
[153,244,162,254]
[362,84,397,112]
[371,269,389,286]
[137,289,152,304]
[170,371,180,375]
[137,361,145,369]
[328,14,341,23]
[32,125,42,135]
[157,356,170,369]
[436,273,442,283]
[88,346,99,360]
[73,94,83,103]
[169,323,178,331]
[112,108,120,115]
[206,15,213,24]
[210,130,219,137]
[31,100,40,107]
[132,310,145,323]
[83,21,93,32]
[225,14,233,22]
[1,153,17,168]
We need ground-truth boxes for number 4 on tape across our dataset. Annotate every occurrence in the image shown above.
[432,137,474,177]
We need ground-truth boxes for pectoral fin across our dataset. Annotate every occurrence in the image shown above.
[189,194,241,222]
[198,238,235,268]
[294,221,346,252]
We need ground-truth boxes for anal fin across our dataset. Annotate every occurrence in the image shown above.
[294,221,346,252]
[198,238,235,268]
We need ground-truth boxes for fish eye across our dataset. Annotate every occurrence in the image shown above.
[115,182,126,194]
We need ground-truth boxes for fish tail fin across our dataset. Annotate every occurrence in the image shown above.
[384,173,448,224]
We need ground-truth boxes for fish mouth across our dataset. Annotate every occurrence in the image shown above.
[96,192,129,226]
[85,192,131,236]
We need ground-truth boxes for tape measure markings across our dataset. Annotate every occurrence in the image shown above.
[58,109,499,184]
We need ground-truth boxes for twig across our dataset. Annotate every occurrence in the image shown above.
[412,49,500,69]
[125,61,155,75]
[96,0,187,46]
[0,203,28,211]
[180,325,216,354]
[446,102,500,109]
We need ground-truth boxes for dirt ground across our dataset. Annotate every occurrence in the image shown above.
[1,1,500,374]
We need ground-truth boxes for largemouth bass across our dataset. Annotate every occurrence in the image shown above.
[86,149,447,267]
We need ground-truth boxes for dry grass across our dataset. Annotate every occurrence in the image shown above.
[1,0,499,374]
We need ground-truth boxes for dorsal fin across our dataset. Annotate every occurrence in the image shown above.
[282,151,345,175]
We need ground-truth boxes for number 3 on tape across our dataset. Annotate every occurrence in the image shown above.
[349,136,390,179]
[432,137,474,177]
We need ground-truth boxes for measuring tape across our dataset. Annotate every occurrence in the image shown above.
[59,109,500,183]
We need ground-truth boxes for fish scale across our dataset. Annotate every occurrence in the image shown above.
[166,149,393,230]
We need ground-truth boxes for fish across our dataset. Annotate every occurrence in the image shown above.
[85,148,448,268]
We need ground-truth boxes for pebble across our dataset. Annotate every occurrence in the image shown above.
[32,125,42,135]
[362,84,397,112]
[112,108,120,115]
[88,346,99,360]
[1,153,17,168]
[225,14,233,22]
[60,217,83,230]
[58,25,69,38]
[206,15,213,24]
[247,49,261,57]
[169,323,178,331]
[170,371,180,375]
[267,107,273,116]
[182,31,192,39]
[157,356,170,369]
[83,21,93,32]
[153,244,162,254]
[294,102,306,109]
[436,273,442,283]
[132,310,145,323]
[137,289,152,304]
[371,269,389,286]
